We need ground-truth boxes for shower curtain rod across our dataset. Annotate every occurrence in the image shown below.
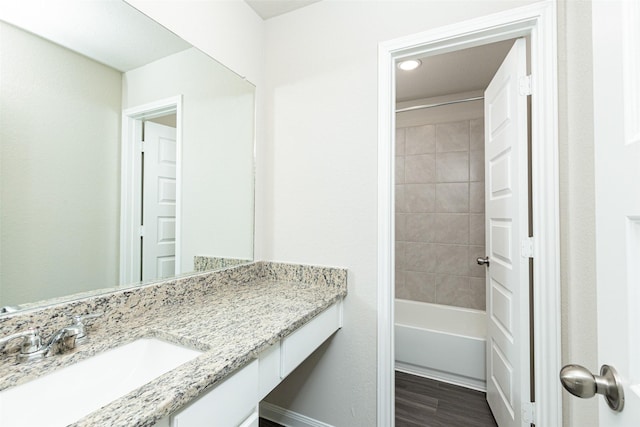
[395,96,484,113]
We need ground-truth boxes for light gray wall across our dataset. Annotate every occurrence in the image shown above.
[119,1,599,425]
[123,48,255,270]
[557,0,598,425]
[125,0,267,264]
[0,22,122,306]
[260,1,538,425]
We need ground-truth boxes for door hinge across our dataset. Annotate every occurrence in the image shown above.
[521,237,534,258]
[138,226,145,237]
[139,141,145,152]
[519,75,532,96]
[522,401,536,424]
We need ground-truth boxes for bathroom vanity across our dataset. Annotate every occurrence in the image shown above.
[0,262,347,426]
[0,3,346,425]
[158,300,342,427]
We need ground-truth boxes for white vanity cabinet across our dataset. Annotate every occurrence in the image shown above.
[155,300,342,427]
[170,359,259,427]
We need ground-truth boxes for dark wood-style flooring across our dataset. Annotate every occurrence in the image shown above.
[259,372,497,427]
[396,371,498,427]
[259,418,284,427]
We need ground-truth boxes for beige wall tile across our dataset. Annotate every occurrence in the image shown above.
[470,149,485,182]
[468,245,487,278]
[435,274,470,307]
[396,184,406,213]
[405,242,437,272]
[435,183,469,213]
[397,116,488,311]
[405,154,436,183]
[395,277,410,300]
[396,213,407,241]
[404,271,436,303]
[405,184,435,212]
[395,269,405,296]
[470,118,484,151]
[470,214,486,246]
[434,213,469,244]
[436,121,469,153]
[396,241,406,270]
[435,244,468,275]
[396,156,405,184]
[436,151,469,182]
[469,277,486,310]
[406,213,435,242]
[405,124,435,155]
[470,182,485,213]
[396,128,406,156]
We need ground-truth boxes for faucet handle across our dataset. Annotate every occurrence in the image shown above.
[67,312,104,343]
[0,328,42,355]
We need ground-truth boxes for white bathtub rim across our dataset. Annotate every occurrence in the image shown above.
[394,322,486,342]
[394,299,487,338]
[396,298,485,312]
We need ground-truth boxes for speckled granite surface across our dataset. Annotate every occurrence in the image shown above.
[193,256,252,271]
[0,262,347,427]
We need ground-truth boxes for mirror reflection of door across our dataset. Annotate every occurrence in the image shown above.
[140,119,177,282]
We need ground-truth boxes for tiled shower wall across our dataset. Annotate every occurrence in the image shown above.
[395,118,486,310]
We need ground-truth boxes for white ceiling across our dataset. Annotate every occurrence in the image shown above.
[245,0,322,20]
[396,40,515,102]
[0,0,191,72]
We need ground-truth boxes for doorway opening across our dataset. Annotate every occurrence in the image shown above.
[377,3,560,427]
[120,96,183,285]
[394,37,526,427]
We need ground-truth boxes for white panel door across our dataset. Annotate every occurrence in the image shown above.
[484,38,530,427]
[142,121,176,282]
[591,0,640,424]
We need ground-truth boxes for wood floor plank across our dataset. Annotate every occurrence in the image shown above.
[259,418,284,427]
[261,373,497,427]
[395,371,498,427]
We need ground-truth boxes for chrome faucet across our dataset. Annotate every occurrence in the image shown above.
[0,329,43,363]
[0,312,103,363]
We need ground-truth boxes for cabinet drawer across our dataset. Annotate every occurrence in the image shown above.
[172,359,258,427]
[281,302,341,377]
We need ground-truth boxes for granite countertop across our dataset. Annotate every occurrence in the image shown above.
[0,262,347,427]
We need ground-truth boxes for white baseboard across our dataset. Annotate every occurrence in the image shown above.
[395,362,486,392]
[259,402,335,427]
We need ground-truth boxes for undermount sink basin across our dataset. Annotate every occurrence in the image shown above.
[0,337,203,426]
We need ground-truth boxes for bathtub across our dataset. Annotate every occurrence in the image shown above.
[395,299,487,391]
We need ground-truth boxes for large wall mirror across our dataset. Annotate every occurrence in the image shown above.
[0,1,255,312]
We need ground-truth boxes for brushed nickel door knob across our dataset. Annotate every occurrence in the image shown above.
[560,364,624,412]
[476,256,490,266]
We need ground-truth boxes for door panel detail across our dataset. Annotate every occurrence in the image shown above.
[142,122,177,281]
[491,281,513,340]
[491,340,515,416]
[490,220,513,265]
[484,38,530,427]
[591,1,640,423]
[489,149,513,199]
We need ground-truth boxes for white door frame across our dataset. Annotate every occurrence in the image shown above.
[377,2,560,426]
[120,95,183,285]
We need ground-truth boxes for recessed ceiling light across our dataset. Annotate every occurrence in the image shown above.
[397,59,422,71]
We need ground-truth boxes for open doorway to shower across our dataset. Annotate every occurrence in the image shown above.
[393,37,532,427]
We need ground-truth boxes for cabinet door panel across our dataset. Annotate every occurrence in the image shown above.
[281,303,341,377]
[172,359,258,427]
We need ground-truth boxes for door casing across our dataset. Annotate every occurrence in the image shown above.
[120,96,183,285]
[376,2,560,426]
